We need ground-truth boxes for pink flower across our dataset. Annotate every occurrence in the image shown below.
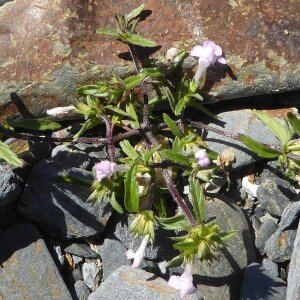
[125,235,149,269]
[195,149,211,167]
[191,41,226,82]
[168,262,197,299]
[94,161,127,181]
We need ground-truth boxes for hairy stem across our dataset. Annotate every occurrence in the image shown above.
[101,114,116,162]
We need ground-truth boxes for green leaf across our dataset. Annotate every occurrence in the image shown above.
[74,118,100,138]
[156,214,189,230]
[126,103,139,129]
[239,134,281,158]
[124,73,146,90]
[162,86,176,113]
[166,255,184,269]
[0,141,23,167]
[189,178,205,224]
[104,105,133,119]
[96,28,119,38]
[140,68,162,79]
[160,149,190,166]
[143,145,161,164]
[124,162,139,212]
[76,85,108,97]
[58,175,92,187]
[125,33,157,47]
[287,112,300,136]
[173,240,197,251]
[109,192,124,214]
[163,114,183,137]
[125,4,145,22]
[119,140,140,160]
[12,119,61,131]
[255,110,292,145]
[189,100,219,120]
[175,96,190,116]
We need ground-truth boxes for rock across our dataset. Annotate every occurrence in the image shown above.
[265,229,297,263]
[240,263,287,300]
[192,196,256,300]
[88,266,201,300]
[257,176,296,216]
[1,1,300,120]
[0,164,21,206]
[0,205,19,229]
[102,238,131,280]
[67,268,84,286]
[262,258,279,278]
[82,262,101,291]
[205,109,280,169]
[52,144,93,170]
[255,218,277,256]
[278,200,300,230]
[0,223,72,299]
[73,280,91,300]
[287,220,300,300]
[64,242,100,259]
[18,159,113,239]
[287,222,300,300]
[105,213,175,261]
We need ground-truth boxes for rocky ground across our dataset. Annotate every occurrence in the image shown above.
[0,93,299,300]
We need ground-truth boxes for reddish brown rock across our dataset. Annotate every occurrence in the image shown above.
[0,0,299,118]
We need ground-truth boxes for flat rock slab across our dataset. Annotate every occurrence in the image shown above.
[0,223,72,299]
[18,159,113,239]
[0,1,299,119]
[88,266,200,300]
[193,196,256,300]
[240,263,286,300]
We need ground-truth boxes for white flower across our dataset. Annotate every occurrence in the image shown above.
[242,175,259,198]
[125,235,149,269]
[94,161,128,181]
[46,105,76,118]
[168,262,197,299]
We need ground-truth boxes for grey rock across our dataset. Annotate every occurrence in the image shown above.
[255,218,277,256]
[257,176,296,216]
[0,164,21,206]
[193,196,256,300]
[82,262,101,291]
[88,266,201,300]
[73,280,91,300]
[240,263,286,300]
[64,243,100,259]
[106,213,175,261]
[67,268,83,286]
[205,109,280,169]
[52,144,93,170]
[0,223,72,299]
[265,229,297,263]
[73,255,84,265]
[287,220,300,300]
[102,238,131,280]
[279,200,300,231]
[0,0,13,7]
[18,159,113,239]
[262,258,279,278]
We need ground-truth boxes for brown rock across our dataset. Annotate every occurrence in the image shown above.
[0,0,299,119]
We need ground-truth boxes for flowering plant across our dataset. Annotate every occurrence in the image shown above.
[0,4,299,299]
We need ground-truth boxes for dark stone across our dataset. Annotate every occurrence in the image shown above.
[0,223,72,299]
[67,268,83,286]
[262,258,279,278]
[205,109,280,169]
[265,229,297,263]
[0,205,19,229]
[240,263,286,300]
[0,164,21,206]
[287,221,300,300]
[256,176,296,216]
[193,196,256,300]
[64,242,100,259]
[18,159,113,239]
[73,280,91,300]
[102,238,131,280]
[255,218,277,256]
[82,262,101,291]
[88,266,201,300]
[278,200,300,230]
[254,206,265,219]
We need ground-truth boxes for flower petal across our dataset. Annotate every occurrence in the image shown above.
[168,275,181,290]
[191,45,204,57]
[217,57,226,64]
[213,44,223,56]
[125,249,135,260]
